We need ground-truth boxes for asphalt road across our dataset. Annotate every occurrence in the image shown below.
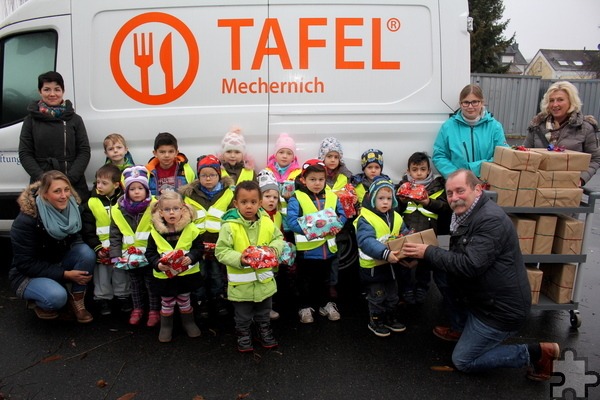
[1,177,599,400]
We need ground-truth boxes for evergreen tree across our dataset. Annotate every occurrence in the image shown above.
[468,0,514,73]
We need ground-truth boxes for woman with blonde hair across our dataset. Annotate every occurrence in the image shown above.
[524,81,600,185]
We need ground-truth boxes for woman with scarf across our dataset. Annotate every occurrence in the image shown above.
[18,71,91,201]
[432,84,507,179]
[524,81,600,186]
[9,170,96,322]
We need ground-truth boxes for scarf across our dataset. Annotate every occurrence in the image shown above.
[544,115,570,145]
[449,194,481,233]
[35,195,81,240]
[38,100,66,119]
[119,196,151,215]
[407,170,435,188]
[461,108,483,126]
[200,181,223,200]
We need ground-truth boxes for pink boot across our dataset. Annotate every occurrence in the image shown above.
[147,310,160,327]
[129,308,144,325]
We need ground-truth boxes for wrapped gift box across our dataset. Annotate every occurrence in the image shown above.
[552,215,584,255]
[537,170,580,188]
[534,188,583,208]
[480,162,518,207]
[386,228,439,259]
[526,267,543,305]
[493,146,542,172]
[530,148,591,172]
[515,170,538,207]
[297,208,343,240]
[509,215,536,254]
[530,215,558,254]
[539,263,576,304]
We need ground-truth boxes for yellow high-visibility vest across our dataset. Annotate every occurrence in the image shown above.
[88,197,111,248]
[151,223,201,279]
[402,189,444,219]
[111,205,153,254]
[354,207,402,268]
[294,191,338,252]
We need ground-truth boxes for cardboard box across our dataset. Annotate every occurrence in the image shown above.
[386,229,439,259]
[539,263,576,304]
[530,148,591,172]
[537,170,580,188]
[510,215,536,254]
[534,188,583,208]
[552,216,584,255]
[526,267,543,305]
[515,170,538,207]
[530,215,558,254]
[493,146,542,172]
[480,162,518,207]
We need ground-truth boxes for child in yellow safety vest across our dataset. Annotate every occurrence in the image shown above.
[81,164,130,316]
[218,127,257,186]
[215,181,285,353]
[396,152,450,305]
[355,177,411,337]
[109,166,160,327]
[179,154,234,318]
[146,191,203,343]
[287,159,347,324]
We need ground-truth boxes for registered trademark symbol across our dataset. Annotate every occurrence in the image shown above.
[387,18,401,32]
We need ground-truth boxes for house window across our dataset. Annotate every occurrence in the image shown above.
[558,60,569,66]
[502,55,514,64]
[573,61,583,66]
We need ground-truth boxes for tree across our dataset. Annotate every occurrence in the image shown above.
[468,0,514,73]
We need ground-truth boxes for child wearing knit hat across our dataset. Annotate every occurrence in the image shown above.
[351,148,390,206]
[317,137,353,191]
[109,166,161,327]
[219,127,257,186]
[179,154,235,317]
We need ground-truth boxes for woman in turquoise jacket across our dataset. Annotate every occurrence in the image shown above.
[432,84,507,178]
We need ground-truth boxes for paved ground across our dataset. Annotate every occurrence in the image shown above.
[1,174,599,400]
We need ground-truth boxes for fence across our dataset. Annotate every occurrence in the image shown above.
[471,74,600,136]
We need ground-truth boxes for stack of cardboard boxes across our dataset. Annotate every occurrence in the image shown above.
[481,146,590,305]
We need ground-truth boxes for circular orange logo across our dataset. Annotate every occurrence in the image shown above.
[110,12,200,105]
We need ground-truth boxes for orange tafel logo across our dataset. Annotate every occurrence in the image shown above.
[110,12,200,105]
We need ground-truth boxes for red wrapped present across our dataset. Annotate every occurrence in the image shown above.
[397,181,427,201]
[335,184,358,218]
[160,249,188,278]
[241,246,279,270]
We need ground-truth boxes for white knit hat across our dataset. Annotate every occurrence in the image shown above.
[221,127,246,153]
[318,137,343,161]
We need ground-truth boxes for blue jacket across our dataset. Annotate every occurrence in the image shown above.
[432,110,507,178]
[355,208,409,262]
[287,187,347,260]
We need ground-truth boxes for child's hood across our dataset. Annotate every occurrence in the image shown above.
[221,208,265,226]
[145,152,190,172]
[151,202,195,234]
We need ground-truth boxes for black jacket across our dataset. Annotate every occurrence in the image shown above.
[80,187,123,252]
[396,175,450,234]
[423,194,531,332]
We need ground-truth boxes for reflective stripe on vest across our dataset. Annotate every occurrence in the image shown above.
[226,214,276,284]
[151,223,201,279]
[354,208,402,268]
[402,189,444,220]
[111,204,153,254]
[88,197,111,247]
[184,189,233,233]
[221,168,254,186]
[293,191,338,253]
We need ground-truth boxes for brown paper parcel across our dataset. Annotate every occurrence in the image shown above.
[493,146,542,171]
[537,170,580,188]
[534,188,583,208]
[552,216,584,255]
[529,148,591,172]
[530,215,558,254]
[509,215,536,254]
[539,263,576,304]
[526,267,543,305]
[515,170,537,207]
[480,162,518,207]
[387,229,439,259]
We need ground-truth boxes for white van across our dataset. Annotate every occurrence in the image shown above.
[0,0,470,233]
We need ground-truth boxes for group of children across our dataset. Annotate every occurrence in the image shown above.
[79,128,450,351]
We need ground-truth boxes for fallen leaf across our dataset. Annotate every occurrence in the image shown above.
[430,365,454,372]
[117,393,138,400]
[41,354,63,363]
[192,396,205,400]
[236,393,250,400]
[96,379,108,388]
[70,339,77,348]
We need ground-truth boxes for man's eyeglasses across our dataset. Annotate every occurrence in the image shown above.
[161,207,182,213]
[461,100,481,107]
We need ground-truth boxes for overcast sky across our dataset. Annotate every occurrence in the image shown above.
[502,0,600,60]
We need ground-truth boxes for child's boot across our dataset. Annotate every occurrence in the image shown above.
[236,328,253,353]
[257,321,278,349]
[368,314,391,337]
[159,314,174,343]
[180,310,201,338]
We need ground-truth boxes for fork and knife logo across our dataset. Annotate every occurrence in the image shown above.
[110,12,200,105]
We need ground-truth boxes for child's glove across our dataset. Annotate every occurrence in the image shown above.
[96,247,111,265]
[241,246,279,270]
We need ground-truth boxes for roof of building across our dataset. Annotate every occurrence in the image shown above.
[503,44,528,65]
[538,49,599,72]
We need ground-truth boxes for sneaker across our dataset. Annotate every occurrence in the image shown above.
[129,308,144,325]
[147,310,160,327]
[117,296,133,313]
[298,307,315,324]
[97,300,112,316]
[433,325,462,342]
[368,316,391,337]
[402,290,416,305]
[415,287,428,304]
[269,310,280,320]
[33,306,59,320]
[384,314,407,333]
[527,342,560,381]
[319,302,341,321]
